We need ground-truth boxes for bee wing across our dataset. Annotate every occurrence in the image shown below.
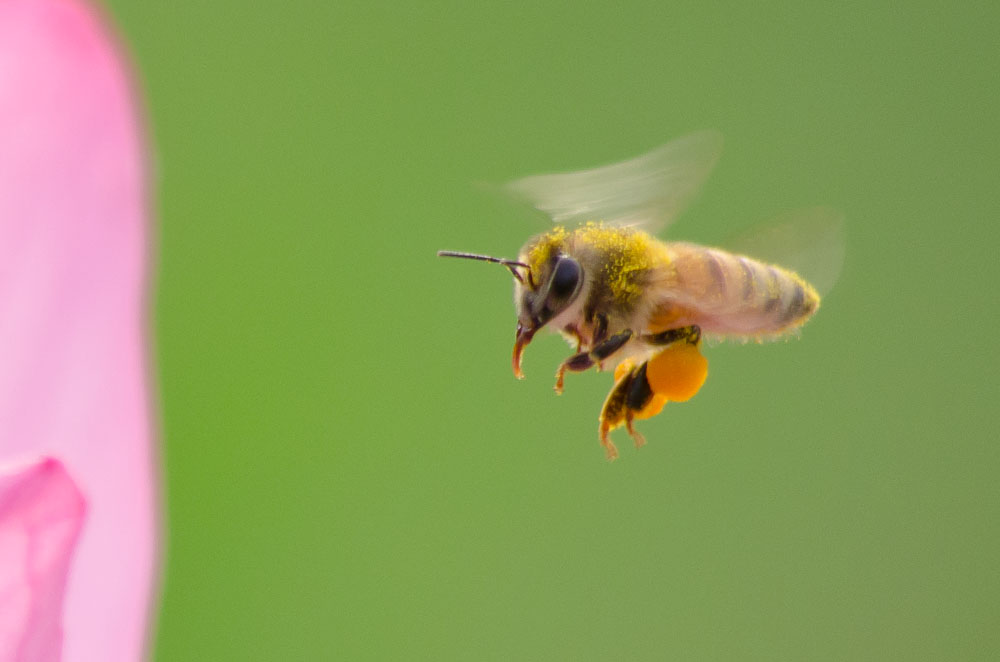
[502,130,724,233]
[726,207,845,296]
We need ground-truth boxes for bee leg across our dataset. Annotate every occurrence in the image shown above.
[592,313,609,345]
[642,324,701,347]
[595,331,706,458]
[624,362,654,449]
[561,325,584,353]
[554,329,633,394]
[598,366,634,461]
[597,358,663,457]
[567,312,608,356]
[625,417,646,449]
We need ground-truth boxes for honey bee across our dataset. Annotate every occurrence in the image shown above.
[439,131,841,460]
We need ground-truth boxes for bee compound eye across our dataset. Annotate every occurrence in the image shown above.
[549,257,581,299]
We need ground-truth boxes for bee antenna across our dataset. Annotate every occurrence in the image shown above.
[437,250,533,286]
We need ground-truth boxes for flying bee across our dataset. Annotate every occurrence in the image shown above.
[439,131,842,460]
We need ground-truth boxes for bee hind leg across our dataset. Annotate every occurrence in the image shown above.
[625,417,646,449]
[595,328,708,459]
[598,360,671,458]
[554,328,633,394]
[597,369,631,461]
[597,360,665,458]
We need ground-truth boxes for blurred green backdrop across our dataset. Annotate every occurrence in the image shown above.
[103,1,998,660]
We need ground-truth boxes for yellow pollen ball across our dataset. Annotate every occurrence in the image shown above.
[634,394,668,420]
[646,343,709,402]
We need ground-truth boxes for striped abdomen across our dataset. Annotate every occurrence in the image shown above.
[653,242,820,337]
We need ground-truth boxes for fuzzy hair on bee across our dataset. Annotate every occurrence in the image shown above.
[439,131,842,460]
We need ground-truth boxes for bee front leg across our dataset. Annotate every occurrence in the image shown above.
[554,328,633,395]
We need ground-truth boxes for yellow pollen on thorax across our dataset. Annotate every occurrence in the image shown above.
[576,222,656,303]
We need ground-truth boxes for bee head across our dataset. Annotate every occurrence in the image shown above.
[436,247,584,379]
[512,253,584,378]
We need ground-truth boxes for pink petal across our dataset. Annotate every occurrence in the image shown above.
[0,458,86,662]
[0,0,159,660]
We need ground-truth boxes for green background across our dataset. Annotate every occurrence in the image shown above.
[103,1,998,660]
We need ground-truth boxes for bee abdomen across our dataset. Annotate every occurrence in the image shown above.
[784,276,819,324]
[667,244,820,336]
[739,255,819,331]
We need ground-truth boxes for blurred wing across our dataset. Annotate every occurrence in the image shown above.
[726,207,845,296]
[502,130,724,233]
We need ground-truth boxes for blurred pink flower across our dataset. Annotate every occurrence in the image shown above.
[0,458,85,661]
[0,0,159,660]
